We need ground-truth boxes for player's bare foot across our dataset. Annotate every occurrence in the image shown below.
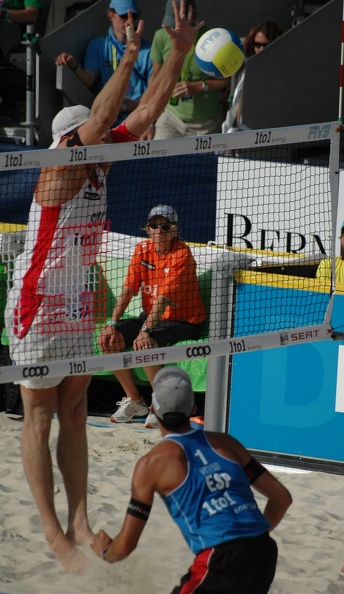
[49,532,91,575]
[66,523,94,546]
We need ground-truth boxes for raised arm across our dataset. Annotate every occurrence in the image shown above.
[76,12,144,146]
[124,0,205,138]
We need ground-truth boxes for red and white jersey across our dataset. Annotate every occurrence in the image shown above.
[12,165,108,339]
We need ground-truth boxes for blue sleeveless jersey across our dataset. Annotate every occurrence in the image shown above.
[162,430,270,554]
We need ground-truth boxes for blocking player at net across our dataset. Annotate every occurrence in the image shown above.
[97,204,206,427]
[4,2,204,574]
[91,367,292,593]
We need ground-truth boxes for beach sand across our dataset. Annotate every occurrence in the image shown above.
[0,411,344,593]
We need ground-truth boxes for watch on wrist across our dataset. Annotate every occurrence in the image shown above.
[201,81,209,93]
[140,325,152,335]
[106,319,118,328]
[70,61,81,72]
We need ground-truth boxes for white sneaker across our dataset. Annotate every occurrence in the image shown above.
[144,411,159,429]
[111,397,149,423]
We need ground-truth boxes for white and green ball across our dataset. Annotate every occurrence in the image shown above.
[195,28,245,78]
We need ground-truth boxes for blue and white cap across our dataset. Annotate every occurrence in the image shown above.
[147,205,178,224]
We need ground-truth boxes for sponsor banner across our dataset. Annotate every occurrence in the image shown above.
[0,123,337,171]
[0,322,331,385]
[216,158,332,256]
[229,293,344,463]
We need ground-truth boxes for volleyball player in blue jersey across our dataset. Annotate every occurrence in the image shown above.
[92,367,292,593]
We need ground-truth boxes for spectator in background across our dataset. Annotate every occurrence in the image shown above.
[222,20,283,134]
[44,0,94,35]
[316,224,344,283]
[54,0,152,128]
[0,0,45,60]
[97,205,206,429]
[147,0,229,140]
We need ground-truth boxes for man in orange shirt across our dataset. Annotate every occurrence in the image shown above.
[97,204,206,427]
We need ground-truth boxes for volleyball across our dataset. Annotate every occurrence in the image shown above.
[195,28,245,79]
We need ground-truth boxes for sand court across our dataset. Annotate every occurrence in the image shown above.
[0,412,344,593]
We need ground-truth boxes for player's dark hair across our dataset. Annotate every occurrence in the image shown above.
[158,412,190,431]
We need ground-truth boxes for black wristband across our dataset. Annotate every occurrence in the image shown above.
[69,61,81,71]
[243,457,266,484]
[126,498,151,521]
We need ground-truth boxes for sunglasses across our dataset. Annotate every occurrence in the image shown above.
[149,223,174,232]
[253,41,269,48]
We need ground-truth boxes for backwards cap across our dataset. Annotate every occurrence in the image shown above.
[152,367,194,420]
[147,204,178,224]
[50,105,91,149]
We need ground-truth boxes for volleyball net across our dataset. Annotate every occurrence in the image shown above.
[0,121,341,385]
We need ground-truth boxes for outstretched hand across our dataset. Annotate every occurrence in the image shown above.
[124,10,144,58]
[163,0,205,54]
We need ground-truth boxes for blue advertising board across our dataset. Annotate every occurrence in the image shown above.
[229,284,344,463]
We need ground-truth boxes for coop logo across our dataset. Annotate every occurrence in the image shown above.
[308,124,331,140]
[186,345,211,358]
[23,365,49,378]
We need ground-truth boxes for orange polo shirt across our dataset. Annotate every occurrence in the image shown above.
[124,239,206,325]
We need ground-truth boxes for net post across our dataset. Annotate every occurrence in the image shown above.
[328,121,342,315]
[204,253,236,432]
[339,2,344,121]
[23,24,37,146]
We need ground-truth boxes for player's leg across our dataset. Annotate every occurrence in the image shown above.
[20,382,89,573]
[55,374,93,545]
[20,383,59,543]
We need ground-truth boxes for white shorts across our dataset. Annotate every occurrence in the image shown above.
[5,289,95,389]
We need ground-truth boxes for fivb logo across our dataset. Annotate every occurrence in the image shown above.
[308,124,331,140]
[199,30,221,51]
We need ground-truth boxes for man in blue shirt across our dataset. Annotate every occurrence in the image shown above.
[55,0,152,127]
[91,367,292,593]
